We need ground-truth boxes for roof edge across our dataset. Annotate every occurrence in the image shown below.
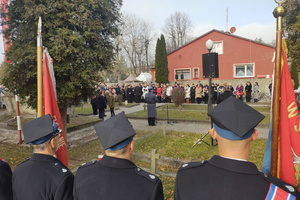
[167,29,275,55]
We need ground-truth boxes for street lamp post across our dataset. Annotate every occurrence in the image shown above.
[203,39,218,146]
[206,40,214,146]
[205,40,214,127]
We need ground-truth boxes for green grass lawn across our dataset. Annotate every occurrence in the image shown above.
[127,109,271,125]
[163,103,271,112]
[134,130,267,170]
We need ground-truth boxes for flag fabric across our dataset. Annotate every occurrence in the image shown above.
[262,58,276,174]
[265,184,296,200]
[1,0,12,63]
[278,47,300,187]
[43,49,68,167]
[262,118,273,174]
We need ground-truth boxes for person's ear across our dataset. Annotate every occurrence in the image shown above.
[211,128,217,140]
[129,140,134,151]
[251,129,258,141]
[49,137,56,149]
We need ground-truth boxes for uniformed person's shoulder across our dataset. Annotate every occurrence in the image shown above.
[0,158,10,168]
[78,160,97,168]
[135,167,160,183]
[261,172,300,198]
[177,160,207,172]
[77,160,97,170]
[15,158,30,168]
[51,161,72,176]
[0,158,7,165]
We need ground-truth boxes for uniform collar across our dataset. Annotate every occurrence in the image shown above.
[29,153,63,163]
[99,155,136,169]
[208,155,260,174]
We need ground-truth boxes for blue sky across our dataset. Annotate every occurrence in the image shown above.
[0,1,279,64]
[121,0,278,43]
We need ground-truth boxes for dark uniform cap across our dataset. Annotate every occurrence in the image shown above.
[23,114,58,144]
[94,111,136,150]
[208,96,265,140]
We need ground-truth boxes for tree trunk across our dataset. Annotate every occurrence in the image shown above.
[60,106,68,144]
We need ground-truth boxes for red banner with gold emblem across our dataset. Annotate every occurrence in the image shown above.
[279,47,300,188]
[43,49,68,167]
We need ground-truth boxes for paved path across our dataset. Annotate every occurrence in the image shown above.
[111,103,270,139]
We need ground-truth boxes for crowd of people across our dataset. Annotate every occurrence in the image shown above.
[91,81,261,108]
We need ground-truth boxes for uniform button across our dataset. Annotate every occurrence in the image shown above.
[55,163,58,165]
[137,168,141,171]
[182,164,188,168]
[264,173,268,178]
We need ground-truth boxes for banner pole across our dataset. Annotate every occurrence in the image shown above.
[271,0,286,178]
[37,17,43,117]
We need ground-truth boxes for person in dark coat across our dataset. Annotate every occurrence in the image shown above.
[145,87,158,126]
[203,83,209,104]
[91,94,98,115]
[0,158,12,200]
[217,85,234,104]
[245,81,252,102]
[190,83,196,103]
[126,85,134,103]
[74,112,164,200]
[174,97,300,200]
[120,86,126,102]
[13,114,74,200]
[134,84,142,103]
[96,91,107,120]
[212,83,218,104]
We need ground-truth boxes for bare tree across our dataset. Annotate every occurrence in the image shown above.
[162,11,193,52]
[121,13,154,75]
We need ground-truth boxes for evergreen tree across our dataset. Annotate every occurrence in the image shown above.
[155,34,169,83]
[1,0,122,130]
[283,0,300,70]
[290,59,299,89]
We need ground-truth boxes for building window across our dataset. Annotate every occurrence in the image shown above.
[176,69,190,80]
[234,64,254,78]
[193,68,199,78]
[211,41,223,55]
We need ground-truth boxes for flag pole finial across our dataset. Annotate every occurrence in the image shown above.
[273,0,286,19]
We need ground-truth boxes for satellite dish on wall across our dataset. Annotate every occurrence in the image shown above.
[230,27,236,34]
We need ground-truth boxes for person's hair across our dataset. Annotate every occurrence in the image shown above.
[105,142,130,156]
[31,139,50,152]
[255,82,259,86]
[225,85,230,91]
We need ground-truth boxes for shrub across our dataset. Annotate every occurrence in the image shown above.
[117,95,123,106]
[171,87,185,107]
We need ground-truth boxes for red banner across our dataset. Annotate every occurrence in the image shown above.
[1,0,11,63]
[279,48,300,188]
[43,50,68,167]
